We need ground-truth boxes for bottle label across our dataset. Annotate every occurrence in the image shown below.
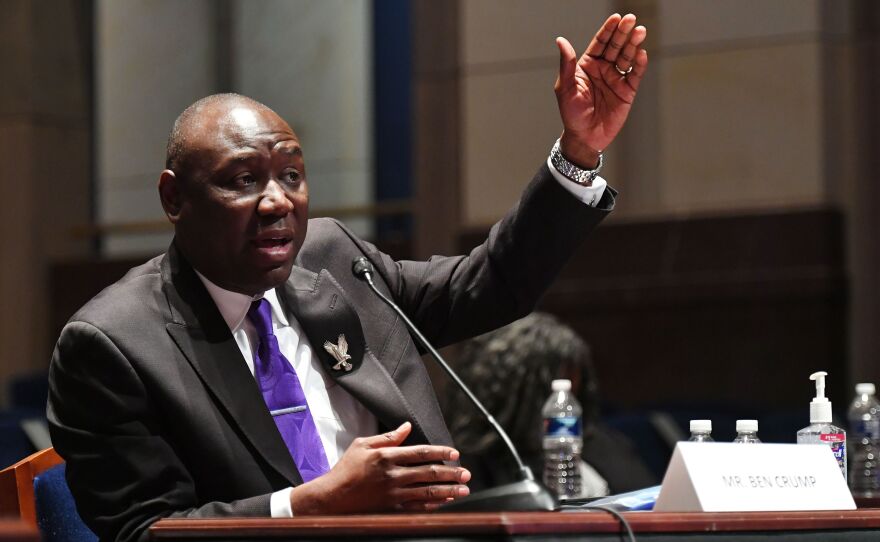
[820,433,847,470]
[854,420,880,439]
[544,416,581,438]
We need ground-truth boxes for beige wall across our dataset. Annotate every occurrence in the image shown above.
[460,0,613,227]
[0,1,92,403]
[459,0,855,227]
[656,0,846,216]
[96,0,216,256]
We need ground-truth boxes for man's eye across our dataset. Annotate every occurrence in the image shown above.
[234,173,255,186]
[283,170,301,183]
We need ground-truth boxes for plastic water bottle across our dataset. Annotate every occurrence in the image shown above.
[542,379,582,499]
[848,383,880,496]
[733,419,761,443]
[688,419,714,442]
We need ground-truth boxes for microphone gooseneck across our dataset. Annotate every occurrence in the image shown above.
[351,256,556,512]
[351,257,530,477]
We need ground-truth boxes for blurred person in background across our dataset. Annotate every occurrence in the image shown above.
[445,312,656,497]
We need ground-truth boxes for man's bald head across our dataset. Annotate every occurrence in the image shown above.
[164,93,277,180]
[158,92,307,295]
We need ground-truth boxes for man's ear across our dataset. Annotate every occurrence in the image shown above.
[158,169,183,223]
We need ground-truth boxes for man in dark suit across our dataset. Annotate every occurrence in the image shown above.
[48,14,648,542]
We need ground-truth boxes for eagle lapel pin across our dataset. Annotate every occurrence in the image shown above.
[323,334,353,372]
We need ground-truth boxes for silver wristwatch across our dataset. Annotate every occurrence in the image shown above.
[550,138,604,186]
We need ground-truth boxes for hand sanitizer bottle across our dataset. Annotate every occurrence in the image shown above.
[797,371,847,480]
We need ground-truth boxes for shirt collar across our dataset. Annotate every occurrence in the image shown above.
[194,271,290,332]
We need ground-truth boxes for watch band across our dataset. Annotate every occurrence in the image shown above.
[549,138,604,186]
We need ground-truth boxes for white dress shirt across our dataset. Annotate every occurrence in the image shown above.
[195,155,607,516]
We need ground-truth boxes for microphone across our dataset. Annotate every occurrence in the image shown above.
[352,256,555,512]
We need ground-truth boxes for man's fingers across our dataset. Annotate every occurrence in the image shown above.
[395,483,470,504]
[585,13,622,57]
[626,49,649,92]
[602,13,637,63]
[390,464,471,486]
[360,421,412,449]
[614,25,647,73]
[382,444,460,465]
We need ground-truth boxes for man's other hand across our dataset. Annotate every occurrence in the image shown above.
[555,13,649,168]
[289,422,471,514]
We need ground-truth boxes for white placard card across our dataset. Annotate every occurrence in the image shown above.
[654,442,855,512]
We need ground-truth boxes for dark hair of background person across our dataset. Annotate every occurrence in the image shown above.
[443,312,657,494]
[447,312,599,456]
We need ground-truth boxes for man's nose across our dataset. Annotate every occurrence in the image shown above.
[257,180,294,216]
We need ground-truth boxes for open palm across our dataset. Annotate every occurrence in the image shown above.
[555,14,648,166]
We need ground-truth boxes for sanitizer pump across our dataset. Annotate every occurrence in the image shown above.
[797,371,847,480]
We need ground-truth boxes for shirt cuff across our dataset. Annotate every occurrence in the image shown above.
[270,487,294,517]
[546,155,608,207]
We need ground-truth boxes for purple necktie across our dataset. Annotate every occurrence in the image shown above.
[248,299,329,482]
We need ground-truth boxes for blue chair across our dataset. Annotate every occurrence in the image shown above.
[0,448,97,542]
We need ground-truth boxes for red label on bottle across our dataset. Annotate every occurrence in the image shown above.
[820,433,845,443]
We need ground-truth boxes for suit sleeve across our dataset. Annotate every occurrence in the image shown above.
[48,321,270,542]
[351,163,615,347]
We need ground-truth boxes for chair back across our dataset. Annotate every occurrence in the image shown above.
[0,448,96,542]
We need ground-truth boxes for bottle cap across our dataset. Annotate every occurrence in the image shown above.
[736,419,758,432]
[690,419,711,432]
[809,371,832,424]
[551,379,572,392]
[856,383,876,396]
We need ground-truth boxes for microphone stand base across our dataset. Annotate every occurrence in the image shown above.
[437,479,557,512]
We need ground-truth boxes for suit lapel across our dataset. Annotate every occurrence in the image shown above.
[279,266,431,444]
[161,245,302,486]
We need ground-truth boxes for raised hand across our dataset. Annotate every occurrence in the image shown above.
[289,422,471,514]
[555,13,649,168]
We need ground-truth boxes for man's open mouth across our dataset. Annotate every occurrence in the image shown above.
[253,237,292,248]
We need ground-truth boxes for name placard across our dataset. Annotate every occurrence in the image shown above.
[653,442,855,512]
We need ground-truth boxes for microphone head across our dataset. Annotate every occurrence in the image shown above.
[352,256,374,279]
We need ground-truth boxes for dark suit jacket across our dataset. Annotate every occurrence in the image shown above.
[47,164,614,542]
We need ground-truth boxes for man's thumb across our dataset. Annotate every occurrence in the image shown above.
[556,36,576,83]
[371,421,412,448]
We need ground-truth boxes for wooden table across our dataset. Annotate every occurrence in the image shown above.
[150,509,880,541]
[0,519,38,542]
